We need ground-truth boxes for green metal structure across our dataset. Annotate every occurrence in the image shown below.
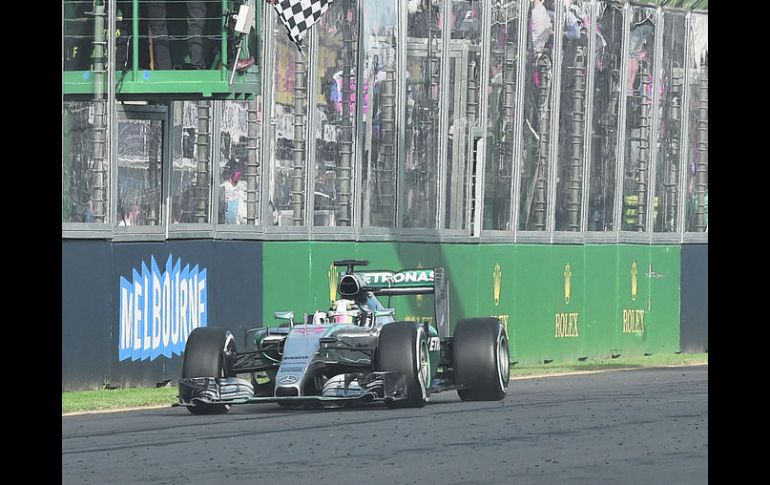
[62,0,261,99]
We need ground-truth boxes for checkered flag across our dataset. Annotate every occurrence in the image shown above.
[269,0,335,51]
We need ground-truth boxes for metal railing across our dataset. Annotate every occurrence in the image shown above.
[63,1,235,74]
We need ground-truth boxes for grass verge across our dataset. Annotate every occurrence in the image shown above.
[62,386,179,414]
[62,352,707,414]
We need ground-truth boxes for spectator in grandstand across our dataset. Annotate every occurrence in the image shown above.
[118,203,140,226]
[118,207,131,227]
[530,0,553,54]
[145,1,207,70]
[227,1,260,72]
[220,159,248,224]
[563,0,588,41]
[627,17,654,94]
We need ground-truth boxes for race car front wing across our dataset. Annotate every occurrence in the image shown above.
[175,371,408,408]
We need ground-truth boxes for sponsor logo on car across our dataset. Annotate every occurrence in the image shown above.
[118,254,207,361]
[278,374,298,384]
[429,337,441,352]
[361,269,435,286]
[278,366,304,373]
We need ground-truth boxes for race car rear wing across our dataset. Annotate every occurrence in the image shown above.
[333,260,451,339]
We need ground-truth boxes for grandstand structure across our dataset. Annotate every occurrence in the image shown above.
[62,0,707,389]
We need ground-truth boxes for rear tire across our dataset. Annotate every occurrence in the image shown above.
[453,318,510,401]
[376,322,430,408]
[180,327,236,415]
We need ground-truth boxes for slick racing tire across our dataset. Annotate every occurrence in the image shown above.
[181,327,236,415]
[453,318,510,401]
[376,322,430,408]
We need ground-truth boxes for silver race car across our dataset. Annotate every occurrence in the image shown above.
[177,260,509,413]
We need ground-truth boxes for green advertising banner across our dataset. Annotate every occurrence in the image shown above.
[262,242,682,365]
[646,245,681,354]
[584,245,619,358]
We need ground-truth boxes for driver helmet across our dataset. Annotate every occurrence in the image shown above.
[328,299,360,324]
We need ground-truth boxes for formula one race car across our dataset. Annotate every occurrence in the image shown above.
[177,260,509,414]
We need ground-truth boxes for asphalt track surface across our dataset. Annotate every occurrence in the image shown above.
[62,366,707,484]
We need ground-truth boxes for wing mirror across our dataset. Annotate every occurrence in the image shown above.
[274,311,295,326]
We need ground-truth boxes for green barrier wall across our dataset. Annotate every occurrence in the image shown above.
[262,242,680,365]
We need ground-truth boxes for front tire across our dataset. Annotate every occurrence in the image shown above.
[376,322,430,408]
[453,318,510,401]
[180,327,236,415]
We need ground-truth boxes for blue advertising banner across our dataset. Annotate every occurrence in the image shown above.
[680,244,708,353]
[118,255,208,362]
[62,239,263,390]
